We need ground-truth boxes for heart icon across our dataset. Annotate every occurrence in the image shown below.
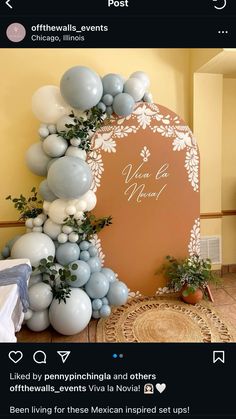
[156,383,166,393]
[8,351,23,364]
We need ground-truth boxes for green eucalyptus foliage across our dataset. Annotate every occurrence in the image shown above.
[35,256,78,304]
[6,187,43,219]
[63,212,112,242]
[59,108,105,151]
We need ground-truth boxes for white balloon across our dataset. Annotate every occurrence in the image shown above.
[65,146,87,160]
[48,199,70,225]
[75,200,87,212]
[65,205,77,215]
[129,71,150,90]
[49,288,92,335]
[62,225,73,234]
[43,201,51,214]
[57,233,68,244]
[32,85,69,124]
[25,218,34,228]
[24,309,33,321]
[80,190,97,211]
[70,138,81,147]
[33,216,44,227]
[26,309,50,332]
[32,226,43,233]
[28,283,53,311]
[74,211,84,220]
[43,218,62,239]
[11,233,55,268]
[28,274,43,288]
[68,232,79,243]
[38,213,47,222]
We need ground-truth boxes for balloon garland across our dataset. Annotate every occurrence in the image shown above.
[2,66,153,336]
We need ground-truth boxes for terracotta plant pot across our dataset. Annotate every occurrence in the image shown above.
[181,285,203,305]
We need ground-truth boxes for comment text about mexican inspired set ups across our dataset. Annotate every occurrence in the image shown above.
[8,370,190,416]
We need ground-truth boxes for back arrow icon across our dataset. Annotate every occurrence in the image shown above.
[6,0,13,9]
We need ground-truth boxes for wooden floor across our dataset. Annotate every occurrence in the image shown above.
[16,273,236,342]
[17,319,99,343]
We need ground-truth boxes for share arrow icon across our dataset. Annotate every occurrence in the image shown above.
[57,351,71,364]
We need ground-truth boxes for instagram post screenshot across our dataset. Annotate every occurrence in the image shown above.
[0,1,236,417]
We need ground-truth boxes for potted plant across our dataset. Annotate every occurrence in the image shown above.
[158,254,219,304]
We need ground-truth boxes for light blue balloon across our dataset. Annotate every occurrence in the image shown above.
[60,66,103,111]
[39,179,57,202]
[92,298,103,311]
[25,142,51,176]
[113,93,135,117]
[100,304,111,318]
[68,260,91,287]
[92,310,101,319]
[102,94,113,106]
[47,158,59,171]
[47,156,92,199]
[42,134,68,158]
[88,246,98,257]
[87,256,101,273]
[97,102,106,113]
[7,235,22,251]
[85,272,109,299]
[106,106,113,116]
[101,267,117,282]
[107,281,128,306]
[56,242,80,265]
[143,92,153,103]
[102,73,123,96]
[80,250,90,262]
[101,297,109,305]
[1,246,10,258]
[79,241,90,251]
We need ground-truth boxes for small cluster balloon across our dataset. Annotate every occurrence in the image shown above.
[2,65,152,335]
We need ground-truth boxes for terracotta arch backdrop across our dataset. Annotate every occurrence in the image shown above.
[89,103,200,296]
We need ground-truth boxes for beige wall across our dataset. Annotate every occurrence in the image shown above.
[222,78,236,264]
[193,73,223,214]
[0,48,191,249]
[193,72,223,269]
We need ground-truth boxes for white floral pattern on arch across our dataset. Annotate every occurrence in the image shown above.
[89,102,199,193]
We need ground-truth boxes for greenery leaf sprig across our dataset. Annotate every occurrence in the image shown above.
[35,256,78,304]
[6,187,43,220]
[63,212,112,242]
[59,107,105,152]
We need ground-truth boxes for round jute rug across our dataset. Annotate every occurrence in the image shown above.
[96,297,236,343]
